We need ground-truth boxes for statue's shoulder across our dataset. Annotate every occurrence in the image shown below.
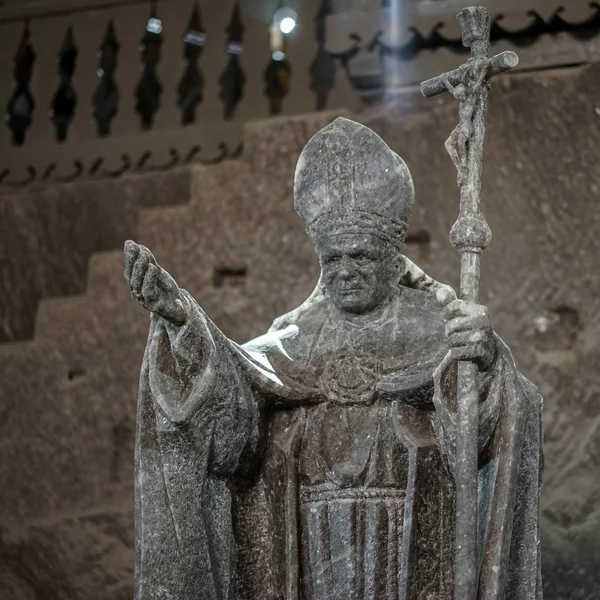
[393,287,447,344]
[247,298,331,354]
[293,297,332,332]
[397,286,445,319]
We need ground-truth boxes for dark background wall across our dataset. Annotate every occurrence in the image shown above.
[0,64,599,599]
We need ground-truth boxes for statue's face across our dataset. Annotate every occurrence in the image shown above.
[319,234,399,315]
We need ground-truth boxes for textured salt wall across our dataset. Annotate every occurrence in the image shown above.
[0,170,192,343]
[0,65,599,599]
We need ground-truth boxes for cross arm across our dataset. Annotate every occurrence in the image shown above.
[420,50,518,98]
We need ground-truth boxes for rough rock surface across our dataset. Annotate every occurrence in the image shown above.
[1,64,600,599]
[0,169,192,343]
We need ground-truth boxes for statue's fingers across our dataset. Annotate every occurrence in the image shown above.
[124,240,140,281]
[142,264,161,310]
[138,244,157,266]
[436,287,456,307]
[445,315,488,336]
[444,299,486,320]
[444,299,467,317]
[448,330,485,347]
[450,343,486,363]
[157,268,181,299]
[450,346,477,363]
[446,316,469,336]
[131,252,150,296]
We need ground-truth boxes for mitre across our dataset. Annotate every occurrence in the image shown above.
[293,117,415,249]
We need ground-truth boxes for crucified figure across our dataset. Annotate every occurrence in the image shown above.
[442,59,489,185]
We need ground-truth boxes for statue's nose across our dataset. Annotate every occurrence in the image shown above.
[338,256,354,278]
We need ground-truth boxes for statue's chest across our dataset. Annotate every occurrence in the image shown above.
[307,325,404,405]
[271,305,447,406]
[316,344,383,405]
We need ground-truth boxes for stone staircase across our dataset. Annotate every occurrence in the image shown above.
[0,167,194,344]
[0,111,338,599]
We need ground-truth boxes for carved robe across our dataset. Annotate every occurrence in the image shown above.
[134,284,543,600]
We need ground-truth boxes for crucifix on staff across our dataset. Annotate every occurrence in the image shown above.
[421,6,519,600]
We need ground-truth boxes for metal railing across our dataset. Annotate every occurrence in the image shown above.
[0,0,598,191]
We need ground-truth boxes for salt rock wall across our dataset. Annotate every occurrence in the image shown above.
[0,170,192,343]
[1,64,600,599]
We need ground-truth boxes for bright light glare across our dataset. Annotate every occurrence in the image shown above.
[279,17,296,34]
[272,50,286,61]
[274,7,297,34]
[227,42,243,55]
[146,17,162,35]
[183,30,205,46]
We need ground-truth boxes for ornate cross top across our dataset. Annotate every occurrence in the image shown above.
[421,7,518,96]
[422,7,518,204]
[420,7,519,600]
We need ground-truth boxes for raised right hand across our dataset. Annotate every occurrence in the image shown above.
[124,240,186,325]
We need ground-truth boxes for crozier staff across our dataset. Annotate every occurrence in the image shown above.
[421,6,519,599]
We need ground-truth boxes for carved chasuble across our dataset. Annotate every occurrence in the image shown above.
[125,117,543,600]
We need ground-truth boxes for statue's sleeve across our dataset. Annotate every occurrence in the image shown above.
[135,290,263,600]
[431,336,505,469]
[431,338,544,597]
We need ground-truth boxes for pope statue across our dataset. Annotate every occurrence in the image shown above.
[124,118,543,600]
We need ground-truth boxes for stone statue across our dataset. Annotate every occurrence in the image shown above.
[124,114,542,599]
